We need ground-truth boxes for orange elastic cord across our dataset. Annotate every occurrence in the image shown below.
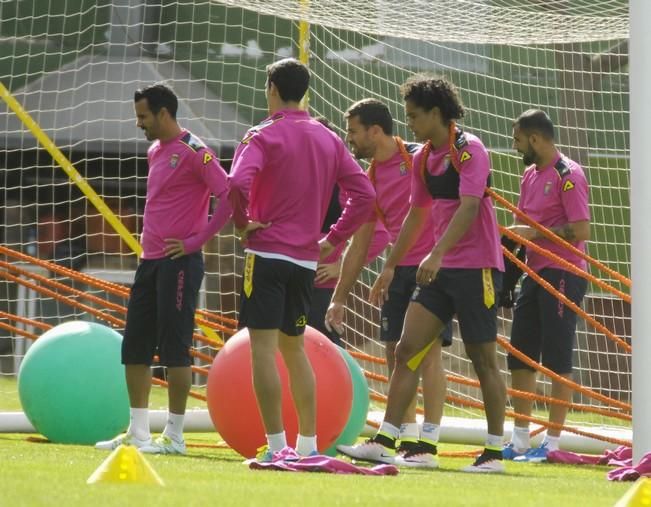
[489,189,631,288]
[502,248,631,354]
[501,227,630,303]
[0,245,239,327]
[367,136,413,227]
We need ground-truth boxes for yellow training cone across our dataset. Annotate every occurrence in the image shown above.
[87,445,165,486]
[614,477,651,507]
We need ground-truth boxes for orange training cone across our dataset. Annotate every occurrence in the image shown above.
[87,444,165,486]
[614,477,651,507]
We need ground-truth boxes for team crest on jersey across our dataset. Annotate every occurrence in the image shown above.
[169,153,179,168]
[399,162,408,175]
[544,181,552,195]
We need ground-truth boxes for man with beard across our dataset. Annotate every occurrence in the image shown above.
[503,109,590,463]
[325,99,450,468]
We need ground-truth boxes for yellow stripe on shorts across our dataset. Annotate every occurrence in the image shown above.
[406,339,435,371]
[482,268,495,308]
[243,253,255,298]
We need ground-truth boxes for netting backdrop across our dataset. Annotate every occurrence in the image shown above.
[0,0,630,434]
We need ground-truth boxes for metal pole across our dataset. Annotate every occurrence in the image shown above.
[630,0,651,464]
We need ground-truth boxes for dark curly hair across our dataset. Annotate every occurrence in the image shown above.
[399,75,465,123]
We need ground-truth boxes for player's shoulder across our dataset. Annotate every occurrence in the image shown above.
[455,129,486,153]
[176,130,220,167]
[552,155,586,180]
[178,131,209,153]
[454,128,488,167]
[403,141,421,155]
[240,112,287,145]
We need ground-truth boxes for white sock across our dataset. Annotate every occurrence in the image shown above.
[399,422,419,440]
[128,407,150,441]
[486,433,503,449]
[542,434,560,451]
[163,411,185,442]
[267,431,287,453]
[420,422,441,444]
[511,426,530,451]
[296,434,317,456]
[378,421,400,440]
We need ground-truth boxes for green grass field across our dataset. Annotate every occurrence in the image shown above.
[0,2,633,504]
[0,374,635,506]
[0,432,633,507]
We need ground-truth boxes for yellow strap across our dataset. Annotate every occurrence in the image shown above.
[482,268,495,308]
[406,339,435,371]
[243,253,255,298]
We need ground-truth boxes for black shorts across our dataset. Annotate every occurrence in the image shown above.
[238,253,315,337]
[307,286,341,346]
[411,268,502,345]
[122,252,204,367]
[382,265,453,346]
[508,268,588,374]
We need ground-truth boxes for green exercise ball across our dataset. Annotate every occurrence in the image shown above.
[18,321,129,444]
[324,347,370,456]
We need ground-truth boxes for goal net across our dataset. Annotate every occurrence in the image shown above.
[0,0,630,449]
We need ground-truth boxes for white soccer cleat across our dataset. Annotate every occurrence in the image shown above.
[394,441,439,469]
[94,433,152,451]
[461,449,505,474]
[337,435,396,464]
[140,434,187,455]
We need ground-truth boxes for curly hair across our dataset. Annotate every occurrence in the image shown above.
[399,75,465,123]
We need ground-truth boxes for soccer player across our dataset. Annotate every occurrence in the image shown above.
[96,83,232,454]
[326,98,449,468]
[308,117,390,346]
[502,109,590,462]
[228,58,375,460]
[338,75,507,473]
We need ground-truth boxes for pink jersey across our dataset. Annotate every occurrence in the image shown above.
[370,139,436,266]
[410,132,504,270]
[141,130,231,260]
[517,152,590,272]
[229,109,376,262]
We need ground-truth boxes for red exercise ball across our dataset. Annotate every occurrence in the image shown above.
[207,326,353,458]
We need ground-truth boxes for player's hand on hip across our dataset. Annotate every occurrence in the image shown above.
[315,260,340,284]
[416,252,442,286]
[164,238,186,259]
[237,221,271,243]
[325,301,345,335]
[369,267,394,307]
